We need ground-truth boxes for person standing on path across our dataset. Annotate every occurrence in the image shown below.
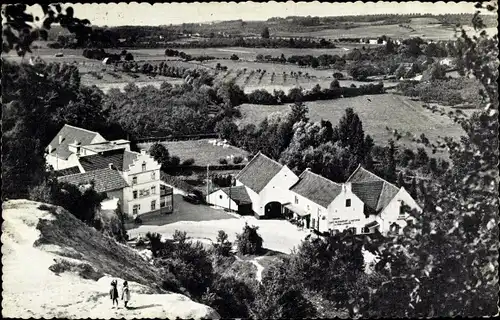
[121,281,131,309]
[110,280,119,308]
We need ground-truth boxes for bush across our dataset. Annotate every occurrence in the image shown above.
[247,89,278,105]
[202,275,255,318]
[230,54,239,61]
[236,223,263,255]
[182,158,195,166]
[219,158,228,165]
[233,156,244,164]
[213,230,232,257]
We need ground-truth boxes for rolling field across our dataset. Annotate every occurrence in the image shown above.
[210,59,397,93]
[237,94,472,157]
[137,139,250,167]
[275,18,497,41]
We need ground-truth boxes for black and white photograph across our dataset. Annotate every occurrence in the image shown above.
[1,1,498,318]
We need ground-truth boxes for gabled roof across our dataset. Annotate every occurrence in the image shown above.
[220,185,252,205]
[79,149,140,172]
[235,152,283,194]
[57,168,129,193]
[290,170,342,208]
[54,166,82,177]
[348,165,400,213]
[47,124,101,160]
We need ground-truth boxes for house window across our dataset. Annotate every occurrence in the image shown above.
[151,200,156,211]
[294,195,299,204]
[133,190,138,199]
[219,195,223,200]
[132,177,137,185]
[151,186,156,194]
[151,171,156,180]
[142,162,146,172]
[348,227,356,235]
[345,199,351,207]
[311,218,316,230]
[133,204,140,215]
[407,219,414,227]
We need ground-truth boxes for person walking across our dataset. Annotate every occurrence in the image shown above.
[121,281,131,309]
[110,280,119,308]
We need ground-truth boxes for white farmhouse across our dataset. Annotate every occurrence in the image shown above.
[233,152,299,218]
[46,124,107,170]
[49,124,173,217]
[208,152,421,235]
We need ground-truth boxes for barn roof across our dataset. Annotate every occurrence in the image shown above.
[290,170,342,208]
[57,168,129,193]
[220,185,252,205]
[235,152,283,194]
[47,124,101,160]
[348,165,400,213]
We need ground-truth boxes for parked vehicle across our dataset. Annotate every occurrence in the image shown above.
[55,52,64,57]
[182,191,204,204]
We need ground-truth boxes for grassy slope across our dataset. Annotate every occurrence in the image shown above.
[237,93,469,157]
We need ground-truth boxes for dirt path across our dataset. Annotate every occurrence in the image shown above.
[249,257,265,282]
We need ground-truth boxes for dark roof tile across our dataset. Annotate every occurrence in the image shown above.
[55,166,81,176]
[220,185,252,204]
[290,170,342,208]
[79,149,139,172]
[57,168,129,193]
[348,165,400,213]
[235,152,283,193]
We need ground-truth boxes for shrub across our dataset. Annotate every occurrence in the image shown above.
[213,230,232,257]
[236,223,263,255]
[182,158,195,166]
[233,156,244,164]
[230,54,239,61]
[219,158,228,165]
[202,275,255,318]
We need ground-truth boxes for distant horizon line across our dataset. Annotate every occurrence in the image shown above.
[87,12,494,28]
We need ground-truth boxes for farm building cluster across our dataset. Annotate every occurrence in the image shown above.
[45,124,174,217]
[207,152,421,235]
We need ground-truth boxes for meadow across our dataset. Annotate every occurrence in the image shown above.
[137,139,250,167]
[236,93,472,157]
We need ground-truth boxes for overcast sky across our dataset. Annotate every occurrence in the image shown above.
[27,2,484,27]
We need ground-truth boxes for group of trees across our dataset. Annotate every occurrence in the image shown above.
[167,36,337,49]
[246,82,384,105]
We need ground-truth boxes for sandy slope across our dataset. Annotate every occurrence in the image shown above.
[1,200,220,319]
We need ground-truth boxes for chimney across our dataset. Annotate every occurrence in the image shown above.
[59,135,63,144]
[48,145,53,154]
[343,182,352,193]
[140,149,147,155]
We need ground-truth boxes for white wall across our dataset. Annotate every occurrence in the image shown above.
[327,183,366,234]
[206,189,238,211]
[289,190,327,230]
[379,187,421,234]
[258,166,299,217]
[91,134,107,144]
[123,153,161,216]
[46,153,82,171]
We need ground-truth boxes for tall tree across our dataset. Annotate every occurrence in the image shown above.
[384,139,397,183]
[261,26,270,39]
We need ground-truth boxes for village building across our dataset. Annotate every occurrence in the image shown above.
[232,152,299,218]
[206,185,253,215]
[206,152,421,235]
[47,124,173,217]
